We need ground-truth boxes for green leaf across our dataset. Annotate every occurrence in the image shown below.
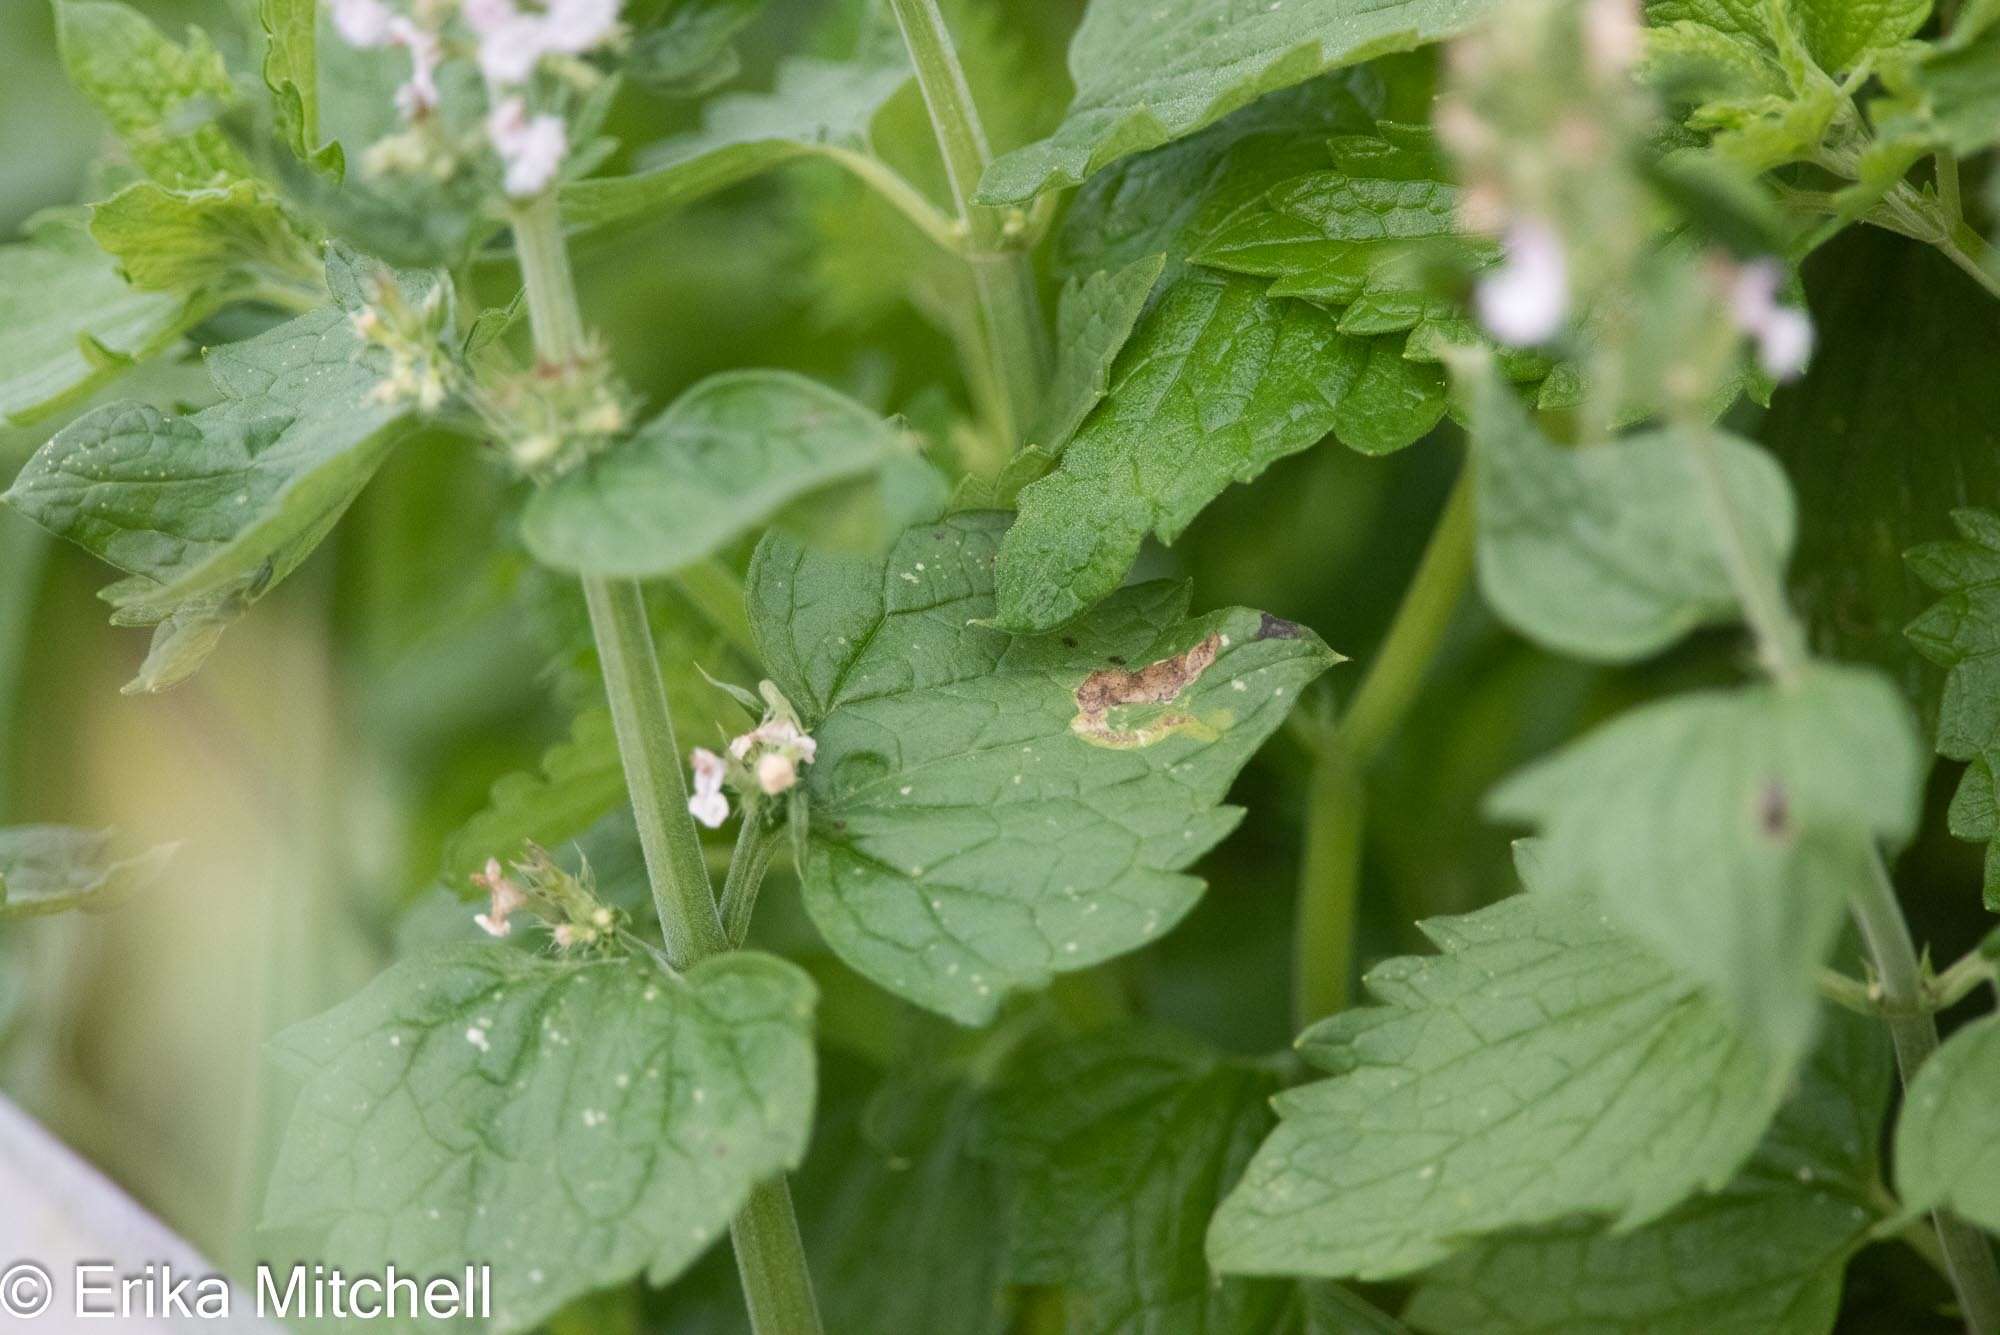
[1207,890,1794,1281]
[1879,20,2000,155]
[0,826,172,920]
[1763,232,2000,727]
[88,179,321,297]
[2,248,414,692]
[1487,665,1923,1060]
[1894,1012,2000,1233]
[54,0,250,189]
[746,511,1339,1024]
[0,211,196,426]
[1908,509,2000,908]
[802,1068,1016,1335]
[264,946,818,1333]
[439,708,626,889]
[988,1027,1291,1334]
[1191,123,1495,307]
[561,57,911,230]
[628,0,769,95]
[523,371,915,577]
[998,98,1474,634]
[1032,253,1166,453]
[992,269,1444,633]
[976,0,1504,204]
[260,0,343,174]
[1407,1001,1891,1335]
[1468,368,1797,663]
[1643,0,1927,79]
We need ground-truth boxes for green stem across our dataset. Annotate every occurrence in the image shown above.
[886,0,1050,447]
[509,196,824,1335]
[1292,750,1365,1029]
[1337,463,1477,769]
[1938,220,2000,303]
[1292,463,1477,1027]
[1851,851,2000,1334]
[1681,421,2000,1333]
[581,575,730,965]
[719,807,779,948]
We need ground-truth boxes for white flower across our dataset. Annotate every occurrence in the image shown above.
[541,0,622,54]
[756,751,799,796]
[688,746,730,828]
[391,18,444,116]
[331,0,397,46]
[1476,219,1570,346]
[486,96,568,196]
[469,0,623,88]
[471,857,529,937]
[1725,259,1814,380]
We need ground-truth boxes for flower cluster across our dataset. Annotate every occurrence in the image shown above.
[350,270,459,411]
[470,845,622,950]
[687,685,818,829]
[328,0,624,199]
[477,337,632,473]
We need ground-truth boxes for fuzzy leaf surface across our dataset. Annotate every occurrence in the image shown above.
[1033,253,1167,453]
[89,180,319,296]
[1470,370,1796,663]
[977,0,1503,204]
[54,0,250,188]
[1894,1013,2000,1234]
[989,1027,1290,1334]
[264,946,818,1333]
[993,270,1443,632]
[523,371,913,577]
[1208,892,1792,1281]
[1487,666,1922,1061]
[1407,1003,1889,1334]
[747,511,1338,1023]
[1191,124,1494,307]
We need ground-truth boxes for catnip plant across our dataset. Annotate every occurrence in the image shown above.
[2,0,2000,1330]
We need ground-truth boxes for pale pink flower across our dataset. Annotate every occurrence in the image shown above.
[390,17,443,116]
[471,857,529,937]
[331,0,397,46]
[1582,0,1643,75]
[541,0,622,54]
[486,96,568,196]
[1726,260,1814,380]
[688,746,730,828]
[1476,219,1569,346]
[756,751,800,796]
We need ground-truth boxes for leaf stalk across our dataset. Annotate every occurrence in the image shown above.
[886,0,1051,448]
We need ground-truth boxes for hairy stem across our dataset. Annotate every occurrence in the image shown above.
[720,807,780,948]
[509,195,824,1335]
[1682,423,2000,1333]
[887,0,1050,447]
[1293,463,1477,1027]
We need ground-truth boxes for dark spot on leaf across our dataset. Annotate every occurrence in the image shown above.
[1757,780,1791,840]
[1107,655,1125,665]
[1062,636,1078,648]
[1256,612,1303,640]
